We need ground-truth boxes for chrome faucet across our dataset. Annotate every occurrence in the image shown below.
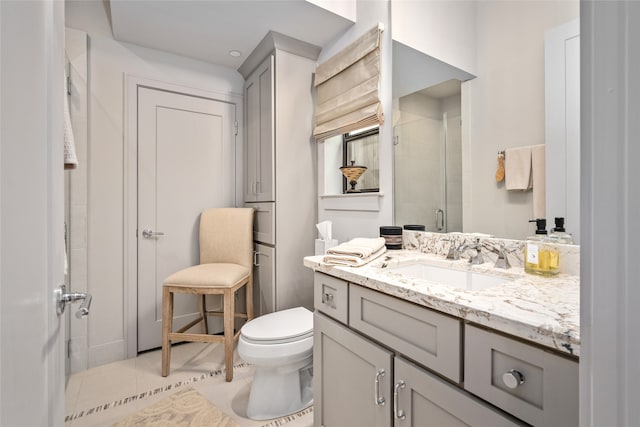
[442,237,460,260]
[494,243,518,269]
[457,238,484,264]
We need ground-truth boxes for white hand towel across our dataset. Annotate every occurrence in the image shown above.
[326,237,386,259]
[504,146,532,190]
[531,144,546,218]
[323,245,387,267]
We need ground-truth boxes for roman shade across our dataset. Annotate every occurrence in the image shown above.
[313,24,384,140]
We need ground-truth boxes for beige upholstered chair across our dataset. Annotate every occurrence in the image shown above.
[161,207,254,382]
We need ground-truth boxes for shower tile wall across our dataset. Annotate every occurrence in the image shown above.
[394,90,462,231]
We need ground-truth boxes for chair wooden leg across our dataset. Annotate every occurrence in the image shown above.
[199,295,208,334]
[246,278,254,321]
[223,288,235,382]
[161,286,173,377]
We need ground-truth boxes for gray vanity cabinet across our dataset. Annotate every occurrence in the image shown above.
[314,312,393,427]
[313,272,523,427]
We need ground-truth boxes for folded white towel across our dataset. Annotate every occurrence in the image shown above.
[326,237,386,259]
[504,146,532,190]
[323,245,387,267]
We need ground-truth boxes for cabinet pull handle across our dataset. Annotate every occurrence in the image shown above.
[374,369,386,406]
[253,251,261,267]
[394,380,406,420]
[435,208,445,231]
[502,369,525,389]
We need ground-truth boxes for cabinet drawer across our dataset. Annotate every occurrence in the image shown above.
[246,202,274,245]
[349,285,461,382]
[395,356,524,427]
[314,273,348,324]
[464,324,578,426]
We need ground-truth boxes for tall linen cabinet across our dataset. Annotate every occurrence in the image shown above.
[241,33,319,315]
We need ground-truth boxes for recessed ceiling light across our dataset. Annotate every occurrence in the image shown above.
[229,50,241,57]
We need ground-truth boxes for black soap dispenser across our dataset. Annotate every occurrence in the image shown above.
[549,217,574,244]
[524,218,559,276]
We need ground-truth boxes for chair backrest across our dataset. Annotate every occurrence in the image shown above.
[199,208,255,268]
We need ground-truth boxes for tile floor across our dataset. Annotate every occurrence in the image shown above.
[65,342,313,427]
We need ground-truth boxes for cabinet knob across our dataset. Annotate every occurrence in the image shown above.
[502,369,525,389]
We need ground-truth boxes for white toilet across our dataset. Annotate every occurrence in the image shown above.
[237,306,314,420]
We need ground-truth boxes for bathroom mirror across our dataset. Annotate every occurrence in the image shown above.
[393,79,462,232]
[392,1,580,239]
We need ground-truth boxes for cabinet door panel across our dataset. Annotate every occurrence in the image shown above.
[244,55,274,202]
[256,56,274,202]
[394,357,523,427]
[254,243,275,316]
[314,312,392,427]
[244,71,259,202]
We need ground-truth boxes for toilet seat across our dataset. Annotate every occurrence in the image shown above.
[241,307,313,345]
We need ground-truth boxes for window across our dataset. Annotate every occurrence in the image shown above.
[342,126,379,193]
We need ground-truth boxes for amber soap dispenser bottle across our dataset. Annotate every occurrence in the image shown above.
[524,218,560,276]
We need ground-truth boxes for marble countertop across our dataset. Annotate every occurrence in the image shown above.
[304,250,580,357]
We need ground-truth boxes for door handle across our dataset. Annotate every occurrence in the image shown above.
[142,229,165,238]
[55,284,92,318]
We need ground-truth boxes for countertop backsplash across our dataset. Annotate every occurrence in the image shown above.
[402,230,580,277]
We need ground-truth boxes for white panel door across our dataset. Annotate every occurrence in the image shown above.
[1,1,65,424]
[137,87,235,351]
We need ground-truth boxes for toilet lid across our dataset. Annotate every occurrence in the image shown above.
[241,307,313,343]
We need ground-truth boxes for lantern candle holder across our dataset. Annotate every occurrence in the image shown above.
[340,161,368,193]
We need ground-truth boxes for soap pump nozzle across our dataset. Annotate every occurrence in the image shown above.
[553,217,566,232]
[528,218,547,235]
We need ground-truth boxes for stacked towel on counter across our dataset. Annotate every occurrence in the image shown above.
[322,237,387,267]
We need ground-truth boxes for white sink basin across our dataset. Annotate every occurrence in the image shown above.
[385,262,512,291]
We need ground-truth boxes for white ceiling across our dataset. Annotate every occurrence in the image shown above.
[108,0,355,69]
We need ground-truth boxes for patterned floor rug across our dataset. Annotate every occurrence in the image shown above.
[112,388,239,427]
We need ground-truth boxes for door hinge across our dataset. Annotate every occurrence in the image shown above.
[234,121,238,136]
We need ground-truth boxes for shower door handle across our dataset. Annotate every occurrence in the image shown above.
[435,209,445,231]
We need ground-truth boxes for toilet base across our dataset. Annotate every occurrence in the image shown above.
[246,362,313,420]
